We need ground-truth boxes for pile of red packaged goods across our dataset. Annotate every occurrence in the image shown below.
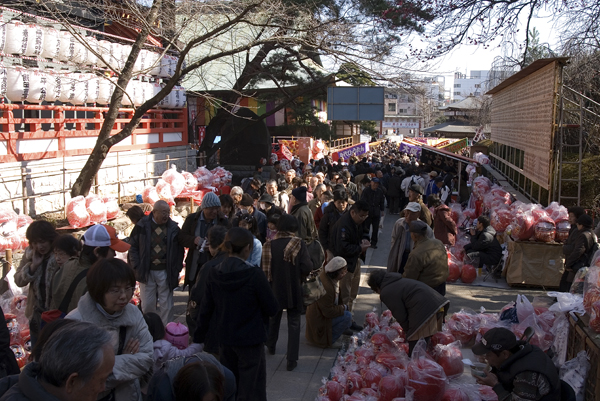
[584,252,600,333]
[139,165,233,207]
[2,294,30,369]
[66,195,120,228]
[0,210,32,251]
[315,309,499,401]
[444,176,572,285]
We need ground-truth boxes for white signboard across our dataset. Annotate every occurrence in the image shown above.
[382,121,420,129]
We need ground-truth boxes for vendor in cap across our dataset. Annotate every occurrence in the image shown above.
[407,183,433,227]
[402,221,449,295]
[305,257,353,348]
[472,327,561,401]
[387,202,433,274]
[367,269,449,355]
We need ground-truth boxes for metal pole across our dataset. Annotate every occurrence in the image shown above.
[117,152,121,204]
[62,155,66,218]
[458,161,462,202]
[94,174,99,195]
[166,155,170,173]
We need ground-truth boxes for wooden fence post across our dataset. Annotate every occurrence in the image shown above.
[20,168,29,216]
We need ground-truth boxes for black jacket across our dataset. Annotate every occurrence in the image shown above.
[267,238,313,309]
[564,228,595,270]
[387,175,402,198]
[0,307,19,379]
[493,343,560,401]
[0,363,60,401]
[464,225,502,264]
[128,213,185,290]
[330,212,369,273]
[195,257,278,347]
[360,186,385,217]
[318,203,346,252]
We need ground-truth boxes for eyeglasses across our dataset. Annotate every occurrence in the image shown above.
[107,286,135,296]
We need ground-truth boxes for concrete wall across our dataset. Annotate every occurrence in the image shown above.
[0,145,195,216]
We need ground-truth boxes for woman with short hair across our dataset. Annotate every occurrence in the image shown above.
[66,258,153,401]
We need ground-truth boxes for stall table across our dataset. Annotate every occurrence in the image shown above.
[568,313,600,401]
[504,239,564,288]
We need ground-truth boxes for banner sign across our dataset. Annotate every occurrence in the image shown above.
[382,121,420,129]
[433,140,451,148]
[440,138,469,154]
[411,138,428,144]
[399,142,422,158]
[332,142,369,161]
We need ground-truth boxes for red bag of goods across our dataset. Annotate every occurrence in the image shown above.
[534,220,556,243]
[181,172,198,193]
[479,385,499,401]
[461,264,477,284]
[10,344,28,368]
[362,368,383,389]
[346,372,364,395]
[431,331,455,347]
[490,187,511,204]
[449,203,463,225]
[589,301,600,332]
[407,357,447,401]
[379,374,406,401]
[15,214,33,229]
[390,322,405,340]
[211,166,233,187]
[376,350,409,369]
[193,167,215,188]
[510,212,535,241]
[103,197,119,220]
[0,209,17,224]
[355,347,376,363]
[66,196,91,228]
[447,257,462,282]
[86,196,107,223]
[463,208,477,220]
[446,311,479,346]
[490,207,512,233]
[471,177,491,200]
[583,266,600,314]
[162,168,186,198]
[142,186,160,205]
[325,380,344,401]
[441,387,470,401]
[433,342,464,378]
[514,314,553,351]
[365,312,380,329]
[545,201,568,222]
[531,207,550,225]
[156,180,173,200]
[555,219,570,242]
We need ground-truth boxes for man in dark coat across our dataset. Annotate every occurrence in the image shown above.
[0,306,19,379]
[472,328,561,401]
[289,186,317,243]
[367,270,449,355]
[464,216,502,268]
[319,190,349,259]
[129,200,184,325]
[235,194,268,242]
[330,201,370,330]
[387,169,403,215]
[560,213,597,292]
[179,192,230,287]
[360,177,385,248]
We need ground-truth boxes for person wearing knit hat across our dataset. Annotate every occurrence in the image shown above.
[179,191,229,287]
[289,185,317,243]
[235,193,267,242]
[560,213,598,291]
[305,256,353,348]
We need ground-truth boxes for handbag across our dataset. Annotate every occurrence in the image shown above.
[306,239,325,271]
[302,268,326,306]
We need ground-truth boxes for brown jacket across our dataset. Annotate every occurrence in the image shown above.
[403,237,449,288]
[433,204,457,246]
[305,270,345,347]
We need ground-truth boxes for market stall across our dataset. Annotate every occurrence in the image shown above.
[504,238,564,288]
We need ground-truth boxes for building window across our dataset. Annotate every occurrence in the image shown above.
[474,84,481,88]
[454,84,461,88]
[399,108,408,113]
[388,103,396,112]
[454,92,461,96]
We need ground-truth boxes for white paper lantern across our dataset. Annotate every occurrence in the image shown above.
[158,55,177,78]
[0,66,7,98]
[71,73,92,105]
[122,79,136,106]
[120,44,132,71]
[71,38,88,64]
[85,36,99,65]
[58,31,75,62]
[4,21,27,55]
[58,72,76,103]
[172,86,186,108]
[0,22,6,54]
[5,67,29,101]
[41,27,60,59]
[24,24,44,57]
[108,42,123,71]
[86,74,100,104]
[97,76,115,104]
[148,52,161,76]
[140,81,154,103]
[44,70,60,102]
[97,40,112,69]
[25,69,48,103]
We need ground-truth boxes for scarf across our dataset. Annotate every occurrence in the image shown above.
[261,232,302,281]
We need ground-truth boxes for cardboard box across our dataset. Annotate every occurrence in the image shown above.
[505,239,564,288]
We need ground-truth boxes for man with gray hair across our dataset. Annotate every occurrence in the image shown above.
[0,321,114,401]
[308,184,326,216]
[266,179,289,212]
[129,200,184,324]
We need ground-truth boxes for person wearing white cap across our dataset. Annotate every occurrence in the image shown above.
[305,257,353,348]
[129,200,184,325]
[386,202,432,274]
[50,224,130,316]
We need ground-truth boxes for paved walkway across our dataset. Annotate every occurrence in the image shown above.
[172,211,547,401]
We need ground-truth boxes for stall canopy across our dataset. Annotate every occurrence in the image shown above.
[403,138,477,173]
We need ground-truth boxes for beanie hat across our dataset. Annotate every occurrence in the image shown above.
[577,214,594,229]
[240,194,254,207]
[258,193,274,204]
[164,322,189,350]
[201,192,221,209]
[291,186,307,203]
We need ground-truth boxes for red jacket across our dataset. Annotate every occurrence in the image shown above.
[433,204,457,246]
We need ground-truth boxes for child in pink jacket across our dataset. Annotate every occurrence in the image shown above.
[143,312,204,371]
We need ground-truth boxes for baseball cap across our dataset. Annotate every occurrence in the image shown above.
[409,220,428,235]
[83,224,130,252]
[371,177,380,183]
[404,202,421,213]
[472,328,518,355]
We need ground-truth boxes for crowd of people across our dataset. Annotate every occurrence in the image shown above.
[0,141,574,401]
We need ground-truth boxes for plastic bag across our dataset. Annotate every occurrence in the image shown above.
[460,264,477,284]
[446,310,479,346]
[511,212,535,241]
[560,351,590,401]
[162,166,186,198]
[589,301,600,333]
[181,171,198,193]
[555,219,570,242]
[545,201,568,222]
[378,373,406,401]
[516,294,534,322]
[432,341,464,378]
[193,166,214,188]
[583,266,600,314]
[513,314,553,351]
[547,291,584,314]
[407,339,447,401]
[490,207,512,233]
[103,197,120,220]
[447,255,462,282]
[590,249,600,268]
[142,186,160,205]
[534,220,556,243]
[569,267,588,294]
[550,313,569,367]
[66,196,91,228]
[86,196,107,223]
